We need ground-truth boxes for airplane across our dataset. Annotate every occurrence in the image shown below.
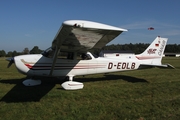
[6,20,174,90]
[148,27,154,30]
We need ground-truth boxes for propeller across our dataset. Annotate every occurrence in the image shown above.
[6,57,14,68]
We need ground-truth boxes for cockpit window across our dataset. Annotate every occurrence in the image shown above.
[42,47,93,60]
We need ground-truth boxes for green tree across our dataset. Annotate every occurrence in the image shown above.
[30,46,43,54]
[6,51,13,57]
[12,50,18,57]
[22,47,29,54]
[0,50,6,57]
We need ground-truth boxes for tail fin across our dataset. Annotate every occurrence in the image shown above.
[136,36,168,65]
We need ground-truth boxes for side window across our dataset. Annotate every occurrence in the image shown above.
[42,48,92,60]
[58,52,74,60]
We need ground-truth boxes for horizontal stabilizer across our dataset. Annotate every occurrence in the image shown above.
[166,64,175,69]
[138,64,175,69]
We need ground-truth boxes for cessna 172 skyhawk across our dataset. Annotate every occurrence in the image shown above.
[7,20,174,90]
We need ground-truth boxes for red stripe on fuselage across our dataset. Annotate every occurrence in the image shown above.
[24,63,106,70]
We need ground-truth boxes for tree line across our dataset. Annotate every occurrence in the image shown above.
[101,43,180,54]
[0,46,43,57]
[0,43,180,57]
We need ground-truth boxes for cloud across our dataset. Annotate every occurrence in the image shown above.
[119,20,180,39]
[109,20,179,45]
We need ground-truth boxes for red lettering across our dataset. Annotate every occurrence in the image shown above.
[131,63,135,69]
[108,62,113,69]
[117,62,121,69]
[127,63,130,69]
[122,63,126,69]
[108,62,136,70]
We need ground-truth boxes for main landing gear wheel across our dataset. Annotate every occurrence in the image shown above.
[61,75,84,90]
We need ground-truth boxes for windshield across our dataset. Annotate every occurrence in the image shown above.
[42,47,55,58]
[91,53,98,58]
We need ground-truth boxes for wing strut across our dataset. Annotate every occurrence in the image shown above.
[49,47,60,76]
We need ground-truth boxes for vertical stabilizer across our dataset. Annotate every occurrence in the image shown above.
[136,36,168,65]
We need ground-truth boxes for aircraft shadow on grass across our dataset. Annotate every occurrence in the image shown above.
[77,74,148,83]
[0,75,148,103]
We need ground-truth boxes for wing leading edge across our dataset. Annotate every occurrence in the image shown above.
[52,20,127,52]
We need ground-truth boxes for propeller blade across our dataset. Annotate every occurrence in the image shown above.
[6,57,14,68]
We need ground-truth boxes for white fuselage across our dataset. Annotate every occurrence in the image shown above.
[14,53,141,77]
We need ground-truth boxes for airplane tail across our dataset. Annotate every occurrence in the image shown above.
[136,36,174,69]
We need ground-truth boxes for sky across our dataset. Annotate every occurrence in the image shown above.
[0,0,180,52]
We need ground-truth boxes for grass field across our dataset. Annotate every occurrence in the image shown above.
[0,57,180,120]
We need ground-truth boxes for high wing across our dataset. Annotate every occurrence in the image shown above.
[52,20,127,52]
[49,20,127,76]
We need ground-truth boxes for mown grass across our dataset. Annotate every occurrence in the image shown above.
[0,57,180,120]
